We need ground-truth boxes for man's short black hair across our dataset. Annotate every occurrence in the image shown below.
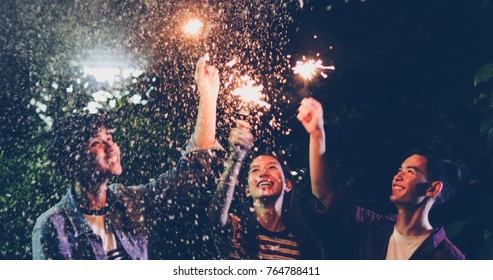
[407,147,462,205]
[47,112,114,181]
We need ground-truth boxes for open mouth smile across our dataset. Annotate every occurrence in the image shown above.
[257,180,273,189]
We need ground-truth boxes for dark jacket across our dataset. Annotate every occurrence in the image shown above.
[348,207,465,260]
[33,138,225,260]
[32,185,147,260]
[141,148,226,259]
[317,203,465,260]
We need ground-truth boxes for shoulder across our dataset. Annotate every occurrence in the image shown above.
[108,183,147,218]
[224,213,243,239]
[436,236,466,260]
[109,182,150,194]
[354,206,396,223]
[109,183,142,197]
[32,202,67,234]
[108,181,162,199]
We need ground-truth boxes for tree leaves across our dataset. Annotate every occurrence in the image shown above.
[474,63,493,87]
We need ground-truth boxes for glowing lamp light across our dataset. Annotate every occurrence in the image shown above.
[83,66,121,83]
[79,49,147,114]
[292,58,335,81]
[80,49,139,86]
[183,19,204,36]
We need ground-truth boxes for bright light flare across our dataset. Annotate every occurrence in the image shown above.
[183,19,204,36]
[292,58,335,81]
[83,66,121,83]
[231,76,270,109]
[80,49,143,86]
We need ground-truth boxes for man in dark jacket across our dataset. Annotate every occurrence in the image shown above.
[321,147,465,260]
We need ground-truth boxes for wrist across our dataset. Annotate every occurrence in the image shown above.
[198,97,218,108]
[198,92,218,102]
[310,129,325,140]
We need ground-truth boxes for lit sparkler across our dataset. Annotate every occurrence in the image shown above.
[183,19,204,36]
[231,75,271,109]
[292,57,335,81]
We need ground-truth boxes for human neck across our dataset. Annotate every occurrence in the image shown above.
[253,196,285,232]
[75,178,109,210]
[394,203,433,236]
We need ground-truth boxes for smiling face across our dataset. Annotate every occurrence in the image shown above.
[390,154,430,206]
[86,128,122,177]
[247,155,287,201]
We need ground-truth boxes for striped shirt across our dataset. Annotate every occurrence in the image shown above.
[227,214,300,260]
[107,247,130,260]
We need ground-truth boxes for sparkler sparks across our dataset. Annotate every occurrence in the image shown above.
[183,19,204,36]
[292,58,335,80]
[231,75,270,109]
[225,58,237,68]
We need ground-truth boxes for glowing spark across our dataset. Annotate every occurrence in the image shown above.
[224,74,234,89]
[292,58,335,81]
[183,19,204,36]
[225,58,237,68]
[231,76,270,109]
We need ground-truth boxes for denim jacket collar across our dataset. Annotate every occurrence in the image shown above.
[61,187,123,237]
[60,188,93,238]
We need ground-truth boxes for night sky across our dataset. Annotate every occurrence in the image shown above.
[285,0,493,258]
[289,0,492,200]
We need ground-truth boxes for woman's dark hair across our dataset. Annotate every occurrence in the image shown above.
[228,147,291,258]
[47,112,114,181]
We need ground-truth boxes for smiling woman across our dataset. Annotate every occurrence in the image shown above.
[247,155,291,200]
[208,98,329,260]
[46,113,116,182]
[87,128,123,178]
[32,112,148,260]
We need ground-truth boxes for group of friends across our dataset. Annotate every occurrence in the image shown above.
[32,55,465,260]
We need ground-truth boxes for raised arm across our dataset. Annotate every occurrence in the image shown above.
[193,54,220,149]
[297,97,334,209]
[208,120,253,228]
